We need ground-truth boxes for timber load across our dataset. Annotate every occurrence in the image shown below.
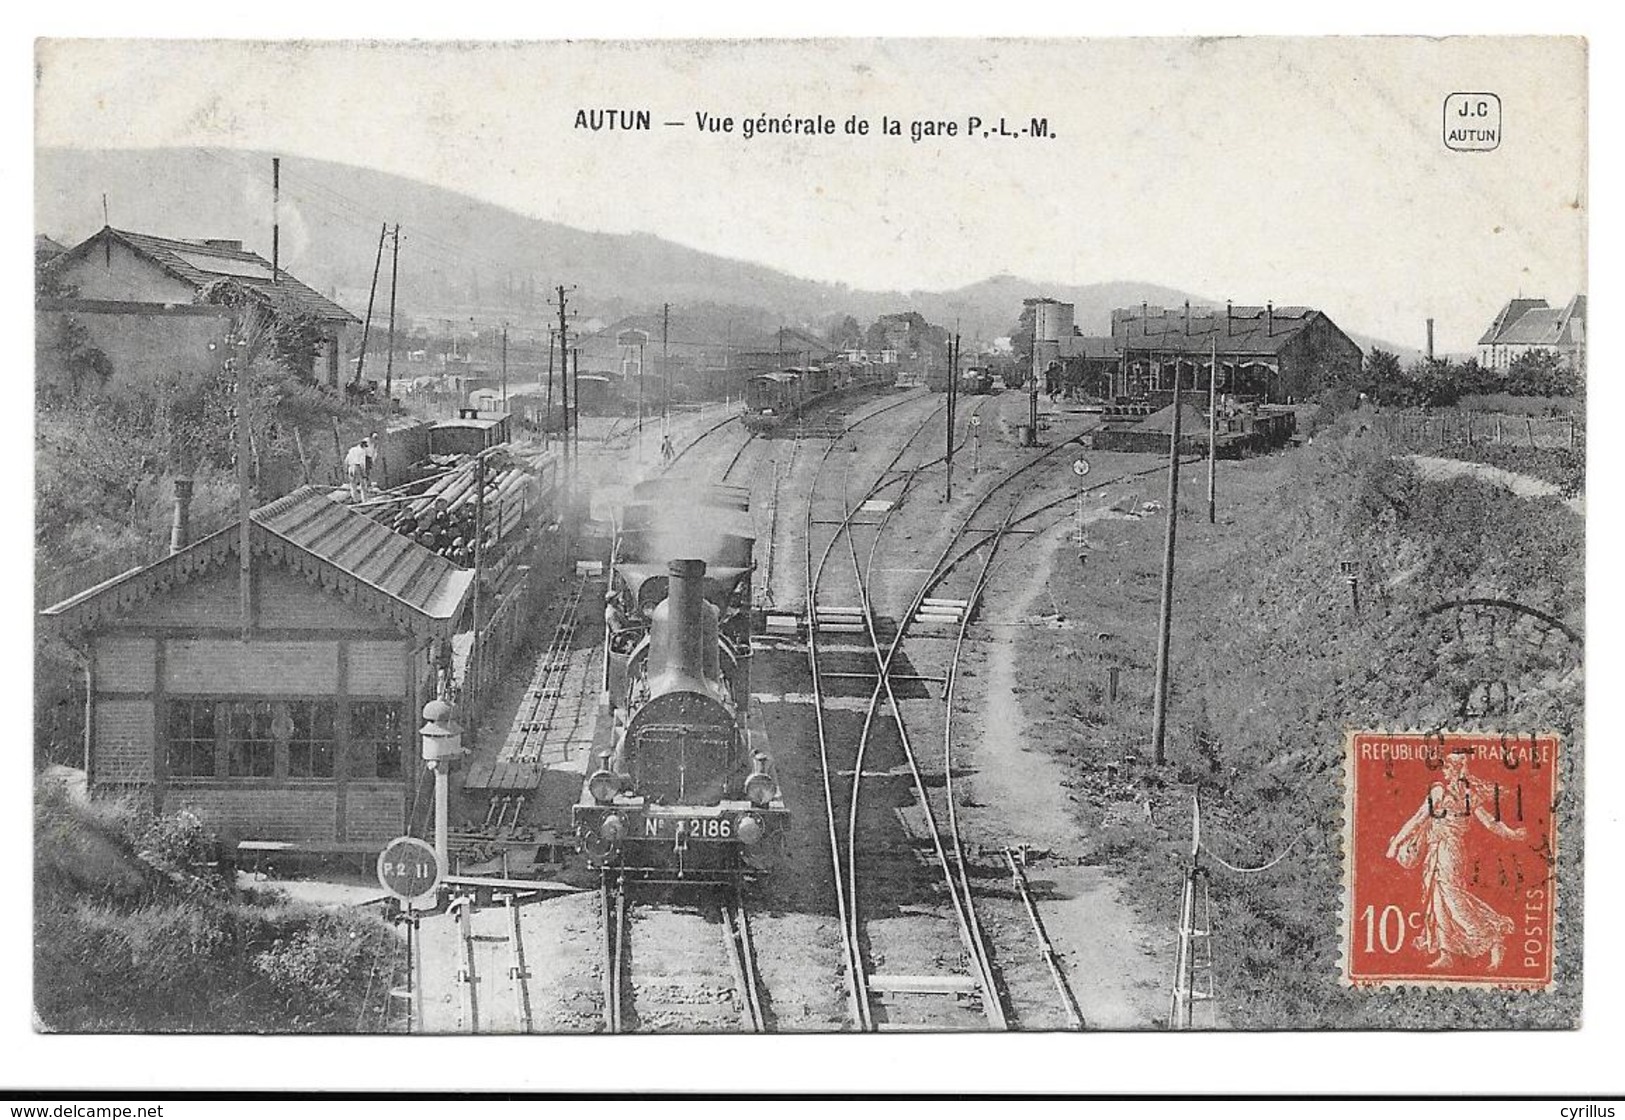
[351,448,550,568]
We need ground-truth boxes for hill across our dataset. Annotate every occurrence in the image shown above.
[37,147,1414,355]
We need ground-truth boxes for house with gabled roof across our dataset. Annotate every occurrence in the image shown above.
[40,486,472,848]
[40,226,361,388]
[1478,295,1586,370]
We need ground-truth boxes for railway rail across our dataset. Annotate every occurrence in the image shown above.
[804,394,1103,1031]
[442,890,539,1034]
[600,874,767,1033]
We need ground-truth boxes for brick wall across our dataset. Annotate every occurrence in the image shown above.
[344,785,407,844]
[170,787,337,843]
[94,637,155,691]
[165,638,337,694]
[348,640,406,695]
[95,699,154,786]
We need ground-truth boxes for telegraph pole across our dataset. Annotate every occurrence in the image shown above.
[355,222,387,385]
[1150,373,1183,766]
[223,324,254,641]
[662,302,671,437]
[271,157,280,284]
[546,330,556,447]
[385,224,400,406]
[571,347,581,463]
[1028,322,1040,446]
[500,323,509,410]
[945,334,959,502]
[1207,338,1218,524]
[553,285,575,463]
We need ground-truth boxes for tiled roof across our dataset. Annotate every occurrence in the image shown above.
[254,487,472,620]
[1478,298,1549,346]
[1479,295,1586,348]
[90,228,359,325]
[1113,305,1347,357]
[42,487,471,638]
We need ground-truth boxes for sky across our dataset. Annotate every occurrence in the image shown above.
[34,37,1586,352]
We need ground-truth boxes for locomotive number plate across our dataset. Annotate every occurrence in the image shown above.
[643,815,734,840]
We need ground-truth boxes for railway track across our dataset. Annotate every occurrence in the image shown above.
[442,891,538,1033]
[805,394,1101,1031]
[802,393,1001,1029]
[600,875,768,1033]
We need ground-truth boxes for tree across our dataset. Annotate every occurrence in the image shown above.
[1505,349,1570,397]
[1364,347,1401,385]
[36,314,113,404]
[35,259,113,405]
[827,314,863,351]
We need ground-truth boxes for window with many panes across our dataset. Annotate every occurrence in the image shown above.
[350,701,404,779]
[224,701,277,778]
[166,700,218,778]
[286,701,336,779]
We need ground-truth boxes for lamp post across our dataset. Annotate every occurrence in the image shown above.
[419,698,464,874]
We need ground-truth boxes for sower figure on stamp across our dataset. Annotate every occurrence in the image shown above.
[1386,748,1527,970]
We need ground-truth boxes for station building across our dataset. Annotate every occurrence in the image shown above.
[41,486,473,848]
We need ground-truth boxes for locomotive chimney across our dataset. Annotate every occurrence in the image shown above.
[648,558,714,697]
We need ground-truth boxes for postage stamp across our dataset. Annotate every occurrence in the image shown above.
[1343,730,1558,989]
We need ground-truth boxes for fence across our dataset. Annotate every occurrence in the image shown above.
[1372,411,1579,452]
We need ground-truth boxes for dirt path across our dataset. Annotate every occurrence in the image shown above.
[960,519,1170,1029]
[1409,454,1584,515]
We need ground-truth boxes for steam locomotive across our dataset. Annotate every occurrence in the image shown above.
[574,479,788,880]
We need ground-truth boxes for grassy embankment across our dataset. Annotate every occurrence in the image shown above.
[35,781,401,1032]
[1013,416,1583,1027]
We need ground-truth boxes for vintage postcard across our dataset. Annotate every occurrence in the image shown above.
[30,35,1585,1041]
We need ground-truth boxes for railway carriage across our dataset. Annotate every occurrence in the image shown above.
[576,481,787,880]
[742,362,894,435]
[428,409,512,457]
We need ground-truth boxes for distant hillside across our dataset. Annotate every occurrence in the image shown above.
[36,147,1414,356]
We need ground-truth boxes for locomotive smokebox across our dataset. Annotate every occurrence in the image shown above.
[647,558,721,699]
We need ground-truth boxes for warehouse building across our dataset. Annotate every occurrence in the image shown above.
[41,487,473,848]
[1111,302,1362,405]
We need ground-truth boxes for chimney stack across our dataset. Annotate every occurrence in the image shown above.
[1266,301,1274,337]
[1226,300,1233,337]
[170,478,194,554]
[648,559,713,698]
[1184,300,1191,335]
[1427,318,1435,361]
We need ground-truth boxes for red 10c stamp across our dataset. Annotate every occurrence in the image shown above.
[1344,730,1558,989]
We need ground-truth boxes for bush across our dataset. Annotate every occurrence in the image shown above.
[34,780,402,1032]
